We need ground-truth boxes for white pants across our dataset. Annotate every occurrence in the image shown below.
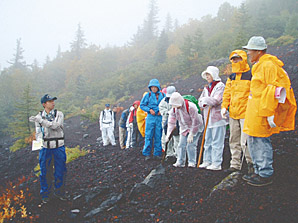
[102,126,116,146]
[126,126,133,148]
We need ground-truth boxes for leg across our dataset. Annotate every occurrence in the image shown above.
[142,116,154,156]
[247,136,273,177]
[175,134,187,166]
[153,116,163,157]
[239,119,252,164]
[107,126,116,145]
[39,148,53,198]
[202,128,212,165]
[119,127,125,149]
[186,131,201,166]
[102,128,109,146]
[229,118,242,170]
[172,135,180,158]
[210,126,226,167]
[53,146,67,196]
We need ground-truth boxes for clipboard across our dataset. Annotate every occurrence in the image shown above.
[32,140,43,151]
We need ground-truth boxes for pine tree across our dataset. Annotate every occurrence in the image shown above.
[8,38,26,69]
[155,29,169,64]
[7,85,38,141]
[70,23,87,59]
[164,13,173,33]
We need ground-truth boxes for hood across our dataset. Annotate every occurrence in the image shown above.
[201,66,221,81]
[229,50,250,73]
[148,79,161,92]
[260,54,284,68]
[133,100,140,106]
[169,92,184,107]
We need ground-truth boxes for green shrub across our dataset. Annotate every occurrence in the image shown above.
[9,139,27,152]
[267,35,296,46]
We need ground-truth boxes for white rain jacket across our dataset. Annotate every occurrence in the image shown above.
[99,109,114,129]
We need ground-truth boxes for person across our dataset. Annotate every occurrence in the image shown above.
[29,94,67,203]
[221,50,254,174]
[99,104,116,146]
[128,100,143,148]
[241,36,296,186]
[159,86,179,163]
[166,92,204,167]
[118,107,129,149]
[140,79,165,160]
[136,92,148,139]
[198,66,228,171]
[112,105,118,129]
[126,106,134,149]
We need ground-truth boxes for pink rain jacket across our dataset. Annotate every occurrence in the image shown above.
[199,82,228,128]
[167,101,203,136]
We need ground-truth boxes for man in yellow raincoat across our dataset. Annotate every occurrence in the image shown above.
[242,36,296,186]
[221,50,253,174]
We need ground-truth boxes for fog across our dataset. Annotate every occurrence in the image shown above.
[0,0,241,69]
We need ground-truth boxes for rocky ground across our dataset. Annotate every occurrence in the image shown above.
[0,41,298,222]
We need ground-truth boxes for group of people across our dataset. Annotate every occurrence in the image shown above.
[29,36,296,204]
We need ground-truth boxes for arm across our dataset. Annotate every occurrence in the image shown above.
[203,84,225,107]
[189,104,203,135]
[40,111,64,130]
[140,93,151,113]
[221,78,231,109]
[166,108,177,138]
[159,99,169,117]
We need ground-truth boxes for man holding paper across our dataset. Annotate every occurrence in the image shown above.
[29,94,67,204]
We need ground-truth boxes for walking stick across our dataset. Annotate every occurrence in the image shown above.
[162,127,176,165]
[197,106,211,168]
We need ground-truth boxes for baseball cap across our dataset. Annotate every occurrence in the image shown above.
[41,94,57,104]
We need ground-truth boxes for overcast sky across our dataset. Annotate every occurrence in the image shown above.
[0,0,242,69]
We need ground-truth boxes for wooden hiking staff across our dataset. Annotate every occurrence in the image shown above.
[197,106,211,168]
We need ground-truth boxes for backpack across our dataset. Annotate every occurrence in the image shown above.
[182,95,201,114]
[102,110,113,120]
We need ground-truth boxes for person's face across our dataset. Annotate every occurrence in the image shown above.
[43,100,55,111]
[151,86,158,93]
[247,50,261,64]
[113,107,117,112]
[134,104,138,109]
[205,73,213,83]
[105,106,110,110]
[231,57,242,63]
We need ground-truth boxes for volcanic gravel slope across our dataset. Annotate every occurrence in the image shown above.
[0,40,298,222]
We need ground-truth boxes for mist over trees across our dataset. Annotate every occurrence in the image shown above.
[0,0,297,141]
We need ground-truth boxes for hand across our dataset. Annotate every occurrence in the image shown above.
[199,98,208,107]
[150,109,155,115]
[267,115,276,128]
[221,108,227,119]
[165,135,170,143]
[187,133,194,143]
[129,123,133,128]
[157,111,161,116]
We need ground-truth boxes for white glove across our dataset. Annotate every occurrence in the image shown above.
[187,133,194,143]
[165,135,170,143]
[129,123,133,128]
[29,115,42,123]
[221,108,227,119]
[267,115,276,128]
[200,98,208,107]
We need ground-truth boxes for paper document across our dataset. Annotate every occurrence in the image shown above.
[32,140,43,151]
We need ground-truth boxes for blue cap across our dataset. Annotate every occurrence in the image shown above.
[41,94,57,104]
[105,104,110,107]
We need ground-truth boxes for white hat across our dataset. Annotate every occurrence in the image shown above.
[201,66,221,81]
[166,86,176,97]
[242,36,267,50]
[169,92,184,107]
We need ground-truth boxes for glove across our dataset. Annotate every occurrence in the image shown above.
[187,133,194,143]
[165,135,170,143]
[221,108,227,119]
[267,115,276,128]
[199,98,208,107]
[129,123,133,128]
[29,115,42,123]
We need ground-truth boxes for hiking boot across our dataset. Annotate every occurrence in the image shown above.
[188,163,196,168]
[198,162,211,169]
[173,162,185,168]
[242,173,258,182]
[206,165,222,171]
[42,197,50,204]
[247,163,254,175]
[54,192,68,201]
[224,167,240,173]
[165,156,176,164]
[247,175,273,187]
[145,156,151,161]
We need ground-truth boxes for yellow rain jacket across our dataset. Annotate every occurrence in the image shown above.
[243,54,296,137]
[222,50,251,119]
[136,92,148,137]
